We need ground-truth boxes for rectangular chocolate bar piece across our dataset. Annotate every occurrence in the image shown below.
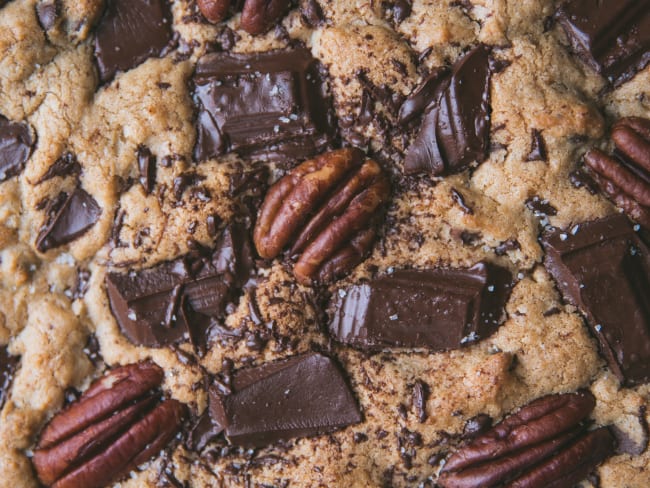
[542,214,650,385]
[556,0,650,86]
[328,262,513,351]
[193,48,335,163]
[209,353,361,447]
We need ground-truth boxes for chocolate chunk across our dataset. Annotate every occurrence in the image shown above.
[209,353,361,447]
[36,0,60,31]
[450,188,474,214]
[300,0,325,26]
[187,412,224,452]
[35,188,101,252]
[328,262,514,351]
[0,346,19,410]
[37,152,81,183]
[525,196,558,217]
[556,0,650,87]
[541,214,650,385]
[192,47,335,163]
[462,414,492,440]
[0,115,33,182]
[391,0,412,23]
[526,129,548,162]
[94,0,173,83]
[412,380,428,423]
[404,45,492,176]
[610,407,649,455]
[397,67,449,127]
[137,145,156,193]
[105,223,254,348]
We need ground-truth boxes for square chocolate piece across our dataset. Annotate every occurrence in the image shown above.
[192,48,335,164]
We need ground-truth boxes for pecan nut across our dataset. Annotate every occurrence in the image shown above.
[254,148,391,285]
[438,391,616,488]
[197,0,290,35]
[583,116,650,228]
[32,363,186,488]
[197,0,232,24]
[240,0,291,35]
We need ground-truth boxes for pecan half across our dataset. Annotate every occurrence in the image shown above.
[583,116,650,228]
[254,148,391,285]
[32,363,186,488]
[438,391,616,488]
[240,0,291,35]
[197,0,290,35]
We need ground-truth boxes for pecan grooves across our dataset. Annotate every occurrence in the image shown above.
[254,148,390,284]
[32,363,186,488]
[584,116,650,228]
[438,391,615,488]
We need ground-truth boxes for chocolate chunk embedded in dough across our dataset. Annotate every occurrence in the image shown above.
[0,346,19,410]
[209,353,361,447]
[105,224,254,348]
[35,188,101,252]
[0,115,33,182]
[328,262,514,351]
[541,214,650,385]
[192,48,335,164]
[404,45,493,176]
[94,0,173,83]
[555,0,650,87]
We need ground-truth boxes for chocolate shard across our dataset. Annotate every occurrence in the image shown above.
[36,0,60,31]
[555,0,650,87]
[35,188,102,253]
[526,129,548,162]
[94,0,173,83]
[209,353,361,447]
[37,152,81,183]
[0,115,33,182]
[541,214,650,385]
[105,223,254,348]
[328,261,514,351]
[192,47,336,164]
[136,145,156,193]
[404,45,492,176]
[0,345,19,410]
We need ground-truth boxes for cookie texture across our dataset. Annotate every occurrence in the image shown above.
[0,0,649,487]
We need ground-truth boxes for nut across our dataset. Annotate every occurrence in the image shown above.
[254,148,391,285]
[32,363,186,488]
[584,116,650,228]
[438,391,616,488]
[240,0,291,35]
[197,0,232,23]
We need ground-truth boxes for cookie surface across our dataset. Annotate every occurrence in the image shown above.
[1,0,649,487]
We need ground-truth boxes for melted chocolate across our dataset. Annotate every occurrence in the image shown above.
[35,188,101,252]
[105,223,254,348]
[328,262,514,351]
[541,214,650,385]
[94,0,173,83]
[192,48,335,163]
[209,353,361,447]
[403,45,492,176]
[0,115,33,182]
[556,0,650,86]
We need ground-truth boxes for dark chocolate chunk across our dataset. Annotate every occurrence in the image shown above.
[105,223,254,348]
[36,0,60,30]
[462,413,492,440]
[35,188,101,252]
[209,353,361,447]
[192,47,335,163]
[555,0,650,87]
[0,345,19,410]
[610,407,649,455]
[404,45,492,176]
[94,0,173,83]
[0,115,33,182]
[525,196,558,217]
[37,152,81,183]
[187,412,224,452]
[525,129,548,162]
[137,145,156,193]
[412,380,428,423]
[391,0,412,23]
[450,188,474,214]
[300,0,325,26]
[541,214,650,385]
[328,261,514,351]
[397,67,449,127]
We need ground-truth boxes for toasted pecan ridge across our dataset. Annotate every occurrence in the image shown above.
[254,148,390,284]
[32,363,186,488]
